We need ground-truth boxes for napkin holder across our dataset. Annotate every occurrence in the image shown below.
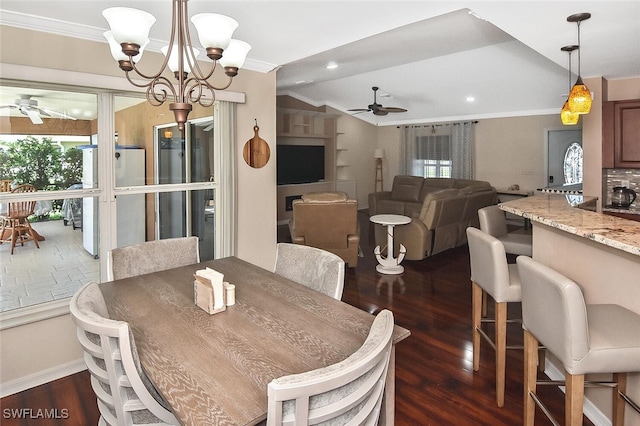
[194,269,226,315]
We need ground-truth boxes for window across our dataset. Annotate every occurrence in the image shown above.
[0,83,232,317]
[412,135,452,178]
[563,142,583,185]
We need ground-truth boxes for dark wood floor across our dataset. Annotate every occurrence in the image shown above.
[2,211,594,425]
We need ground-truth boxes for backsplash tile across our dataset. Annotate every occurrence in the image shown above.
[604,168,640,210]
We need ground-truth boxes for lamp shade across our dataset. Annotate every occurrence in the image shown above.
[374,149,386,159]
[218,40,252,69]
[560,99,580,125]
[161,45,200,74]
[104,31,147,63]
[191,13,238,51]
[102,7,156,46]
[568,77,592,114]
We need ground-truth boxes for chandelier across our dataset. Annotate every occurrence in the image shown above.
[566,13,592,115]
[560,45,579,126]
[102,0,251,132]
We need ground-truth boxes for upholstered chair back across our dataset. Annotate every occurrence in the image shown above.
[289,191,360,267]
[108,236,200,281]
[274,243,345,300]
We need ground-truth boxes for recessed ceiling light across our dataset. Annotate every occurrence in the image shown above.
[466,96,475,102]
[326,63,338,70]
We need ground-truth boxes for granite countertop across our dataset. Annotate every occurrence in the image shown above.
[499,194,640,257]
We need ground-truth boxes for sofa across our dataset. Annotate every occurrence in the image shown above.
[369,175,497,260]
[289,191,360,267]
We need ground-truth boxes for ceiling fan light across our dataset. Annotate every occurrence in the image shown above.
[568,77,592,114]
[102,7,156,47]
[561,99,580,125]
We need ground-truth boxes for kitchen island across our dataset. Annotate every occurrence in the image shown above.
[499,194,640,425]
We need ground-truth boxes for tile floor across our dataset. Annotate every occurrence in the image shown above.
[0,220,100,312]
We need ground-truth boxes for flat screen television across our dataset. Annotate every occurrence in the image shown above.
[277,145,325,185]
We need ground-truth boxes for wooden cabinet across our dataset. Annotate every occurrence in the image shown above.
[603,99,640,168]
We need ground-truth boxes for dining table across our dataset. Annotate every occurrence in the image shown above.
[100,256,410,425]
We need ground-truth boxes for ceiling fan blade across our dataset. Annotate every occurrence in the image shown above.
[377,106,407,113]
[24,108,43,124]
[39,107,77,120]
[348,108,370,112]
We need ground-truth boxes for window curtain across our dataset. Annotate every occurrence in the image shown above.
[400,121,476,179]
[450,121,475,179]
[214,101,237,257]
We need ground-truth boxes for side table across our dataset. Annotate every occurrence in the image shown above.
[369,214,411,274]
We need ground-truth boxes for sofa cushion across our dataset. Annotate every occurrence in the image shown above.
[418,189,460,222]
[390,175,424,202]
[377,199,407,215]
[419,178,457,201]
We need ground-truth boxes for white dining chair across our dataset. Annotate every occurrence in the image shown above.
[267,309,395,426]
[70,282,179,426]
[478,205,532,257]
[274,243,345,300]
[108,236,200,281]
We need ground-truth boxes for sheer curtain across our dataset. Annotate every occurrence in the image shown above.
[400,121,476,179]
[450,121,475,179]
[214,100,237,257]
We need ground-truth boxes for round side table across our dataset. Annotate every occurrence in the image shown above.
[369,214,412,274]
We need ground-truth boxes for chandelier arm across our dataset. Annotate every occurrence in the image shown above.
[147,76,178,105]
[209,77,234,91]
[184,79,216,107]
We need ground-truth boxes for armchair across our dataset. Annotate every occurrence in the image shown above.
[289,191,360,267]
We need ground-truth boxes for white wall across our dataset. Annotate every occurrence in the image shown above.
[0,25,277,392]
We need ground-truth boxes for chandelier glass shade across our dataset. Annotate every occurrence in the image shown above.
[102,1,251,131]
[566,13,592,115]
[560,45,579,126]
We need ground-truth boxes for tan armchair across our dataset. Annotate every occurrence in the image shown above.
[288,191,360,267]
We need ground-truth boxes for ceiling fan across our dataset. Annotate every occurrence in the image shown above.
[0,95,77,124]
[348,86,407,116]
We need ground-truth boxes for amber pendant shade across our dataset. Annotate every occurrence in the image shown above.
[561,99,580,125]
[568,76,592,114]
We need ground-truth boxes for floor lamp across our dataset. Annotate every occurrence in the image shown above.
[374,149,385,192]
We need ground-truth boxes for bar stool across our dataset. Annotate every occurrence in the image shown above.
[517,256,640,426]
[478,205,532,257]
[466,226,523,407]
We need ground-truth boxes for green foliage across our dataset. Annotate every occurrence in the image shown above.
[61,147,83,187]
[0,136,84,219]
[0,136,83,189]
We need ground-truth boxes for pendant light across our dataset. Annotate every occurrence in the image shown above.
[567,13,592,114]
[560,45,579,125]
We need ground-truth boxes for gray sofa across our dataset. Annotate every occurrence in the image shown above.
[369,175,497,260]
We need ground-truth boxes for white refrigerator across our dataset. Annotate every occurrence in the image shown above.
[82,146,146,257]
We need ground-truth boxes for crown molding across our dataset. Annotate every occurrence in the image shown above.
[0,10,277,74]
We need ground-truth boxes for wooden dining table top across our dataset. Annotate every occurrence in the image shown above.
[100,256,410,425]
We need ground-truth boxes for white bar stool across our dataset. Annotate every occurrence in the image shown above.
[517,256,640,426]
[478,205,532,257]
[467,226,526,407]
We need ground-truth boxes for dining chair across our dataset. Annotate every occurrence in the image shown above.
[266,309,395,426]
[274,242,345,300]
[0,184,40,254]
[517,256,640,426]
[70,282,179,426]
[108,236,200,281]
[478,205,532,257]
